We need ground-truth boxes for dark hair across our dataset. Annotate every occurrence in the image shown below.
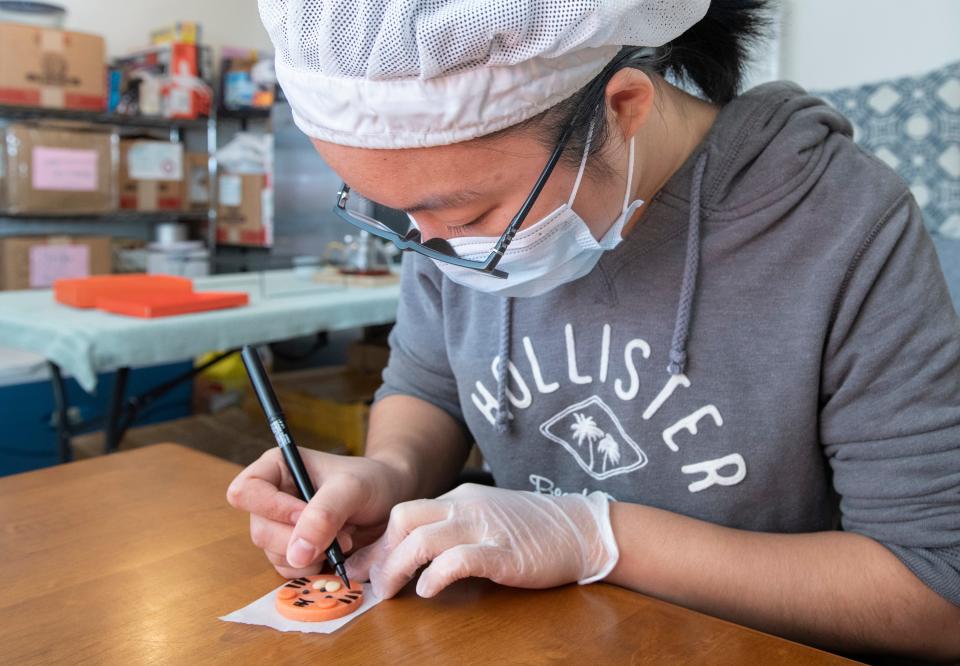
[506,0,774,172]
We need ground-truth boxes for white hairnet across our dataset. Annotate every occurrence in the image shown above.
[259,0,710,148]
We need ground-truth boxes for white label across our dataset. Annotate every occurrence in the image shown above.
[128,142,183,181]
[40,30,65,53]
[219,174,242,207]
[165,87,191,116]
[188,163,209,204]
[261,187,273,245]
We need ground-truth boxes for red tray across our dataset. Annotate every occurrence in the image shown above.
[54,274,194,308]
[95,291,249,318]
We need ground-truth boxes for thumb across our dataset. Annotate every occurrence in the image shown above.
[287,474,368,569]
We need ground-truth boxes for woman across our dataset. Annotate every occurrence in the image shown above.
[228,0,960,658]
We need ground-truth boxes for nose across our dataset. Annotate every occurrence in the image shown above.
[406,215,450,242]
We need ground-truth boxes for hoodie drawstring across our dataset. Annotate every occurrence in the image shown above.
[493,149,709,432]
[668,150,708,376]
[494,296,513,433]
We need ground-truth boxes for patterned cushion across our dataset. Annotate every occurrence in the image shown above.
[813,61,960,237]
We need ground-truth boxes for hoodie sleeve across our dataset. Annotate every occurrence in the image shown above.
[374,254,465,424]
[820,190,960,606]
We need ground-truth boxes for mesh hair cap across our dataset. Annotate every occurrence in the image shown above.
[259,0,710,148]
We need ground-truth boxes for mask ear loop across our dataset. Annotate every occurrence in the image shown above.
[567,118,596,209]
[622,136,636,214]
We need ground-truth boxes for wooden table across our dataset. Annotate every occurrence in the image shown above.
[0,444,860,665]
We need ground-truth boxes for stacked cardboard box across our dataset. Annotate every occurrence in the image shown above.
[0,123,116,215]
[182,153,211,213]
[216,172,272,246]
[0,22,106,111]
[0,236,111,291]
[118,139,184,212]
[242,366,381,456]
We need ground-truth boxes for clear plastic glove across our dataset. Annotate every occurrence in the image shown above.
[345,483,619,599]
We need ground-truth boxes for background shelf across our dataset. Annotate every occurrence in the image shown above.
[0,105,210,130]
[0,211,209,239]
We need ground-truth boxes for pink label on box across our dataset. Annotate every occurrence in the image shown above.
[31,147,99,191]
[29,245,90,288]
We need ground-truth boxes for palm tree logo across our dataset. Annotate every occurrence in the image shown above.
[597,433,621,473]
[571,413,618,472]
[541,395,647,481]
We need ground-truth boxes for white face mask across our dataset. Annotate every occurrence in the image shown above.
[411,134,643,298]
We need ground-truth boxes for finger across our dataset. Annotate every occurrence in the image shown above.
[265,550,320,580]
[344,501,447,583]
[370,521,466,599]
[335,527,353,553]
[251,514,294,555]
[287,474,370,568]
[381,499,451,550]
[226,450,307,524]
[415,544,500,598]
[251,514,355,557]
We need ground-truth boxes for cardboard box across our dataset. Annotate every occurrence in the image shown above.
[150,22,202,46]
[0,22,105,111]
[0,236,111,291]
[347,341,391,374]
[118,140,184,211]
[0,123,116,214]
[183,152,210,212]
[242,366,381,456]
[73,407,347,465]
[216,172,272,246]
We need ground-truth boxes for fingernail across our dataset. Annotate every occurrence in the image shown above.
[415,578,430,598]
[288,538,318,568]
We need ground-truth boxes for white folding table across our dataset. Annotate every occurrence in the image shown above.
[0,270,400,459]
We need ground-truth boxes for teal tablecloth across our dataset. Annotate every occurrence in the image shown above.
[0,270,400,392]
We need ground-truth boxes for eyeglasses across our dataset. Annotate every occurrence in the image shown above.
[331,57,622,279]
[332,127,574,279]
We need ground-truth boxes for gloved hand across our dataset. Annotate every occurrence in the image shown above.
[345,483,619,599]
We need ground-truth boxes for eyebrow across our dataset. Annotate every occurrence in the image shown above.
[400,189,484,214]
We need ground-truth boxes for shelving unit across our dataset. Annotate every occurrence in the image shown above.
[0,104,220,263]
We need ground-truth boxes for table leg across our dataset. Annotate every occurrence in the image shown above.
[112,350,238,449]
[104,368,130,455]
[47,362,73,463]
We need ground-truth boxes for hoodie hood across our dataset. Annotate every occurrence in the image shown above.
[494,81,856,432]
[662,81,854,219]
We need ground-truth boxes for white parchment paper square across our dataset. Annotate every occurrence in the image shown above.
[220,582,382,633]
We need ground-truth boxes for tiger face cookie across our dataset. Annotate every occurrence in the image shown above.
[275,574,364,622]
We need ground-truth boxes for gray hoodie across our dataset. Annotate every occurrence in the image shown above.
[375,82,960,606]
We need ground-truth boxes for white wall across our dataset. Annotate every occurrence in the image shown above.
[52,1,960,91]
[779,0,960,90]
[55,0,271,57]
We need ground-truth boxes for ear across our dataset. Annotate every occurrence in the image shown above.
[604,68,656,142]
